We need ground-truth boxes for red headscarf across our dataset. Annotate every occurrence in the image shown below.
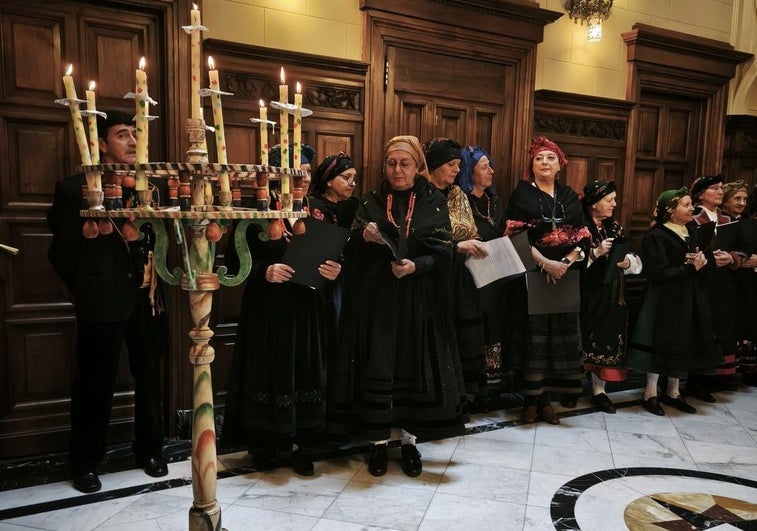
[524,136,568,180]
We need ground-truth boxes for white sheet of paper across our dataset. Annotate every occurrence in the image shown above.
[464,236,526,288]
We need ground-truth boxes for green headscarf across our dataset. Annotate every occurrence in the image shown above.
[653,187,689,225]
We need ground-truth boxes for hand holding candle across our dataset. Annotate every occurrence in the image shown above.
[135,57,149,192]
[293,82,302,170]
[207,56,230,193]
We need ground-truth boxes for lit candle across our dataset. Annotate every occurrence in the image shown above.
[259,99,269,165]
[293,82,302,170]
[207,56,230,193]
[62,65,92,170]
[190,4,202,119]
[85,81,100,166]
[135,56,149,191]
[278,67,289,194]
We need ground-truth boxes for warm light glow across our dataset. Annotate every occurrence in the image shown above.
[193,3,198,10]
[587,22,602,40]
[65,64,73,76]
[259,99,265,107]
[139,57,146,70]
[88,81,95,91]
[280,67,285,84]
[208,56,215,70]
[296,82,301,94]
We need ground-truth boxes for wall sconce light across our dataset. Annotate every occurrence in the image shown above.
[565,0,613,41]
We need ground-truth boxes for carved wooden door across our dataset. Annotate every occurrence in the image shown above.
[624,93,702,252]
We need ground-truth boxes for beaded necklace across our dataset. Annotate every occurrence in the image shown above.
[386,192,416,238]
[470,193,494,225]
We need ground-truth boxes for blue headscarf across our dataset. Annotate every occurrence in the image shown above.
[269,144,315,167]
[456,145,493,194]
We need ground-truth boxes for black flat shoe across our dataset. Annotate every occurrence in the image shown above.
[138,455,168,478]
[368,443,388,477]
[251,450,279,471]
[292,452,314,477]
[560,395,579,409]
[642,396,665,416]
[591,393,616,414]
[400,444,422,477]
[73,471,101,493]
[662,394,697,414]
[687,389,716,403]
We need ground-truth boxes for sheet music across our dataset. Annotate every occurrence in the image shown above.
[465,236,527,288]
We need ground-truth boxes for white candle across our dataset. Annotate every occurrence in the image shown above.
[85,81,99,165]
[62,65,92,168]
[293,82,302,171]
[259,99,268,166]
[207,56,230,193]
[190,4,202,119]
[279,67,289,194]
[135,57,149,191]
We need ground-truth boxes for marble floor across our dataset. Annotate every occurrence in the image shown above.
[0,387,756,531]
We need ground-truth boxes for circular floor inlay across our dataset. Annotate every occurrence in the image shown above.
[624,492,757,530]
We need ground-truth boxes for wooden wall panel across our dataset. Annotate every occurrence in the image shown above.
[666,109,691,160]
[723,115,757,192]
[636,107,659,157]
[9,224,62,308]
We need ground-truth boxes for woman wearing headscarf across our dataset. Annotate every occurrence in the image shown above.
[686,175,746,400]
[221,147,342,477]
[504,137,591,424]
[580,180,642,413]
[423,138,488,411]
[308,152,359,229]
[626,188,721,416]
[456,145,510,405]
[329,135,464,478]
[720,181,757,385]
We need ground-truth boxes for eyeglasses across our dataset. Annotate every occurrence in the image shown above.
[336,173,358,185]
[385,159,416,171]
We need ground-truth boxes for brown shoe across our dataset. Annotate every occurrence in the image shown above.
[540,404,560,425]
[521,404,538,423]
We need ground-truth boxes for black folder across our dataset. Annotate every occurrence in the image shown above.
[281,217,351,290]
[690,221,715,252]
[526,269,580,315]
[601,237,631,284]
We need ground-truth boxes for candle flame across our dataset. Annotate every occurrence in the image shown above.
[280,67,285,84]
[89,81,96,91]
[208,56,215,70]
[139,57,146,70]
[193,3,198,10]
[65,64,73,76]
[296,82,301,93]
[259,99,265,107]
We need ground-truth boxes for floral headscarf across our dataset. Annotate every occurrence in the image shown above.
[524,136,568,180]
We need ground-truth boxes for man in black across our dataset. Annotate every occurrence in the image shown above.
[47,110,167,493]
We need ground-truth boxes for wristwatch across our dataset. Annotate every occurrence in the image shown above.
[560,257,571,265]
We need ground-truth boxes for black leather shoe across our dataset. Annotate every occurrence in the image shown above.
[661,394,697,414]
[292,452,314,477]
[368,443,388,477]
[251,450,278,471]
[591,393,616,414]
[642,396,665,416]
[73,471,102,493]
[139,455,168,478]
[400,444,422,478]
[560,395,579,408]
[688,388,717,403]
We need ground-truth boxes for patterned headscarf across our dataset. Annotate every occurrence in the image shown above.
[269,143,315,167]
[311,152,355,196]
[722,180,749,206]
[653,187,689,225]
[690,174,723,203]
[456,145,493,194]
[423,138,462,171]
[524,136,568,180]
[582,180,616,207]
[384,135,429,179]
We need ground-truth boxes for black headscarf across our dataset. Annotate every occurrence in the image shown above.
[311,152,355,196]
